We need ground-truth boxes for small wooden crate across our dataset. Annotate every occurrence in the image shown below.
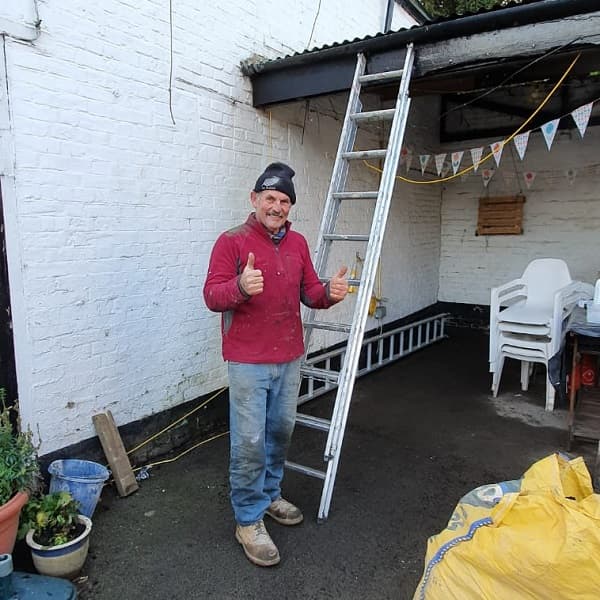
[476,195,525,236]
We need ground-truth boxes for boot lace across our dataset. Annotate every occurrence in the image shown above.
[253,520,270,542]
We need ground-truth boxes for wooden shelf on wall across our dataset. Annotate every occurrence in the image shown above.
[476,195,525,236]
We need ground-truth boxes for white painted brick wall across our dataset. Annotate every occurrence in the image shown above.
[439,127,600,305]
[1,0,417,454]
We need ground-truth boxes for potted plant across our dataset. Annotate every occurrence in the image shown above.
[22,491,92,579]
[0,389,41,554]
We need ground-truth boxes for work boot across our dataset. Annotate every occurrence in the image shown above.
[235,519,280,567]
[266,497,304,525]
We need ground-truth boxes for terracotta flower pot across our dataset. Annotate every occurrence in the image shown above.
[26,514,92,579]
[0,491,29,554]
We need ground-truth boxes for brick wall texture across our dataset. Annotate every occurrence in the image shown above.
[5,2,596,456]
[1,1,422,454]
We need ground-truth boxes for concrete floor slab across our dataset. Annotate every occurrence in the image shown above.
[14,327,597,599]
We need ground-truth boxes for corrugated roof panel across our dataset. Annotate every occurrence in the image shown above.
[245,0,547,72]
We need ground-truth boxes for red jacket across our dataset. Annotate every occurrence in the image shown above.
[204,213,334,363]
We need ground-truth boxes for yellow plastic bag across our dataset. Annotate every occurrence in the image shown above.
[414,454,600,600]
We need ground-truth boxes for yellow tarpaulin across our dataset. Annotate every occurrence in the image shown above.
[414,453,600,600]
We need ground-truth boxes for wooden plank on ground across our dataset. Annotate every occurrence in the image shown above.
[93,411,139,497]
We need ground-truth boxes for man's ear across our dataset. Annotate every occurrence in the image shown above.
[250,190,258,207]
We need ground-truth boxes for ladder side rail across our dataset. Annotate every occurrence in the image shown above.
[304,312,447,365]
[312,52,367,275]
[324,44,415,460]
[297,313,448,404]
[302,53,366,359]
[298,323,447,404]
[320,48,415,517]
[318,437,345,521]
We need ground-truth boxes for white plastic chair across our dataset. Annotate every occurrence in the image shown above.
[492,345,555,410]
[489,258,593,411]
[492,332,555,410]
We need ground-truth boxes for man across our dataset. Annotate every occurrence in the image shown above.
[203,162,348,567]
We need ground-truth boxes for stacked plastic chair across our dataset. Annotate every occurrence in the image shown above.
[489,258,594,411]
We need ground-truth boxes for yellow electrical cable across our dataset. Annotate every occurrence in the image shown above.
[102,387,228,484]
[362,52,581,185]
[132,430,230,472]
[125,386,227,456]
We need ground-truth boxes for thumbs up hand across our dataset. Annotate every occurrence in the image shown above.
[239,252,264,296]
[329,265,349,302]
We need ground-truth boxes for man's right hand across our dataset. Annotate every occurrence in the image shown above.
[239,252,264,296]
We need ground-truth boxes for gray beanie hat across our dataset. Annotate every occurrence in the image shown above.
[253,162,296,204]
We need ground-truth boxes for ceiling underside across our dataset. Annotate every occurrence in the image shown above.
[253,44,600,143]
[246,2,600,142]
[391,46,600,141]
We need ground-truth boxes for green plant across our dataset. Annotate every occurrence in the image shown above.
[418,0,523,18]
[0,391,40,505]
[20,491,82,546]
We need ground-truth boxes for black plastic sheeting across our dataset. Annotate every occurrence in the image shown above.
[549,307,600,406]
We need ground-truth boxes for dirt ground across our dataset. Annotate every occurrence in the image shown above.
[14,326,596,599]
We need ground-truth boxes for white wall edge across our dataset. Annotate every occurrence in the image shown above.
[0,17,39,42]
[0,175,33,433]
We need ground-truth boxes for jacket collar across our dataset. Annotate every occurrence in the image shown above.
[246,212,291,240]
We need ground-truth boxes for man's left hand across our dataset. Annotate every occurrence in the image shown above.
[329,266,349,302]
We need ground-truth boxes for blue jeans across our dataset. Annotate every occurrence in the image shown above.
[227,359,301,526]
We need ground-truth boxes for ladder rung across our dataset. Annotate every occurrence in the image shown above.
[285,460,326,480]
[295,412,332,431]
[318,277,361,288]
[304,321,352,333]
[332,191,379,200]
[358,69,404,85]
[300,366,340,384]
[342,149,387,160]
[351,109,395,122]
[322,234,369,242]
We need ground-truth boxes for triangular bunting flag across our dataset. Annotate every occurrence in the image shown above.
[451,151,464,175]
[435,153,446,177]
[541,119,560,150]
[482,168,494,188]
[524,171,536,189]
[441,162,450,178]
[513,132,530,160]
[419,154,430,175]
[470,147,483,172]
[571,103,593,138]
[490,141,504,167]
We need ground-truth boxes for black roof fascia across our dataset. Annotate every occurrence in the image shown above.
[246,0,600,107]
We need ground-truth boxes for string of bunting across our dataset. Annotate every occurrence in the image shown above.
[400,99,596,190]
[362,53,597,189]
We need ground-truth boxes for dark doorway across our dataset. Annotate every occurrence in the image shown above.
[0,180,18,409]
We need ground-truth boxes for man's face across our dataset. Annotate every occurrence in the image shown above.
[251,189,292,234]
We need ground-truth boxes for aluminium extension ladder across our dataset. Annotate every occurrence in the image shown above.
[285,44,416,521]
